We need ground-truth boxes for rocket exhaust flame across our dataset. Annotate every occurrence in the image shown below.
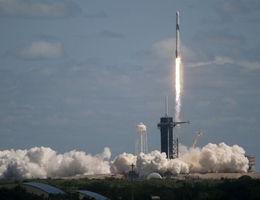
[175,11,182,122]
[175,57,182,122]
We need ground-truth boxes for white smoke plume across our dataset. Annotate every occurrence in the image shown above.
[136,150,189,176]
[110,142,249,176]
[111,150,190,177]
[0,147,111,179]
[110,152,136,174]
[0,142,249,179]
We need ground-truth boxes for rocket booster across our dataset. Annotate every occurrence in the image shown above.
[176,11,180,58]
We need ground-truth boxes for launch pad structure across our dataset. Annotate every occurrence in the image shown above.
[157,96,189,159]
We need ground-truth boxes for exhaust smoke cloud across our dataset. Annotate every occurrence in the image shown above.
[0,147,111,179]
[0,143,248,179]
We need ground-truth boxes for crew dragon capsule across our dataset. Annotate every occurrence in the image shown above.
[176,11,180,58]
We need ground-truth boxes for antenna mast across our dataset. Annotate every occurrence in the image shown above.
[165,95,168,117]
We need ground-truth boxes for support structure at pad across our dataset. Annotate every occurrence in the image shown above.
[157,96,189,159]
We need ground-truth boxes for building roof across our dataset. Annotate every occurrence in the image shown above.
[147,173,162,180]
[22,182,66,195]
[76,190,108,200]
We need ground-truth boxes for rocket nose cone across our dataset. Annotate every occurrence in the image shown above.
[176,11,179,16]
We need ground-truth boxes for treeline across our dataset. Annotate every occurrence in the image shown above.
[0,175,260,200]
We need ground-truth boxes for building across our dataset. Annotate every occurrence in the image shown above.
[0,182,66,198]
[75,190,108,200]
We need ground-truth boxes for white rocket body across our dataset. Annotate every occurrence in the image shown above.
[176,11,180,58]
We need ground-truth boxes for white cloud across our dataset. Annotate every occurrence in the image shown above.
[12,40,64,60]
[214,0,249,15]
[0,0,81,19]
[151,38,175,59]
[148,38,260,70]
[185,56,260,70]
[148,37,212,63]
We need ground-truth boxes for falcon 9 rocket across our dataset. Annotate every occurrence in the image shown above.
[176,11,180,58]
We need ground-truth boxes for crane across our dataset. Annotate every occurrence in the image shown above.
[191,131,202,148]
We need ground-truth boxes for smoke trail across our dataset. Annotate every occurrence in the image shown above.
[175,57,182,122]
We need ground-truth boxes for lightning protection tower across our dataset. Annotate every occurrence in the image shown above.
[135,122,148,155]
[157,95,189,159]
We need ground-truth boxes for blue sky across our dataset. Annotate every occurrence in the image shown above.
[0,0,260,171]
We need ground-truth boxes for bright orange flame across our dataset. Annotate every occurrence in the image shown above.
[175,57,181,122]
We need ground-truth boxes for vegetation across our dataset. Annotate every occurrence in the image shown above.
[0,175,260,199]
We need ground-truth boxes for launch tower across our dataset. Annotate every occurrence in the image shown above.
[157,96,189,159]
